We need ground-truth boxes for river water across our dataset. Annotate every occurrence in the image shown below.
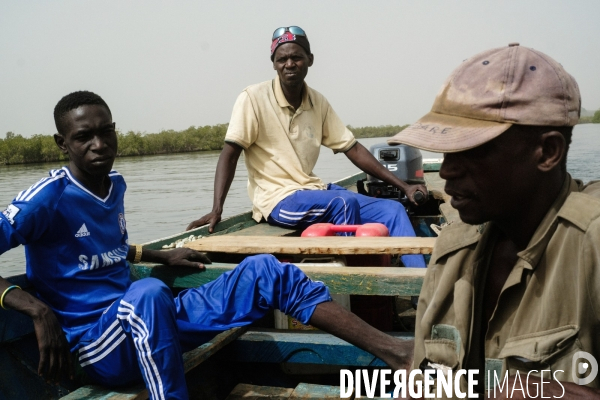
[1,126,599,276]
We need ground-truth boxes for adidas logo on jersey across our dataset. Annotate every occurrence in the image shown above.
[75,223,91,238]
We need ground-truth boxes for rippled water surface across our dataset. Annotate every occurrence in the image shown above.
[1,127,599,276]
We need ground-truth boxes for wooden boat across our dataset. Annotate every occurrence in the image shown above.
[0,160,454,400]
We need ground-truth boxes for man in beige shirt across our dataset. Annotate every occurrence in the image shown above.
[188,26,427,267]
[389,44,600,398]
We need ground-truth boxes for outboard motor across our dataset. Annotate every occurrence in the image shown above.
[358,143,424,203]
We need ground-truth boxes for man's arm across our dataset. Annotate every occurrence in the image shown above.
[343,143,428,205]
[127,245,211,269]
[186,142,243,232]
[0,276,74,384]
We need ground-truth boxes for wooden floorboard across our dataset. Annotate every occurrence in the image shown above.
[231,329,414,367]
[290,383,347,399]
[226,383,294,399]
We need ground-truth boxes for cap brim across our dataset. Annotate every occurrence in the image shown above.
[387,112,512,153]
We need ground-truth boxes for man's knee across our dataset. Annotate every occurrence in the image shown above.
[328,192,360,214]
[238,254,282,275]
[237,254,310,285]
[388,199,407,214]
[344,194,360,211]
[128,278,173,305]
[373,198,409,220]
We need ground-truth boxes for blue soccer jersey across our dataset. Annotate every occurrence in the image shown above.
[0,167,131,346]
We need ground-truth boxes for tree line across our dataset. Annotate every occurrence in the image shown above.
[0,124,408,165]
[579,109,600,124]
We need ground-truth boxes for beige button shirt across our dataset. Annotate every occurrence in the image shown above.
[413,175,600,396]
[225,76,356,222]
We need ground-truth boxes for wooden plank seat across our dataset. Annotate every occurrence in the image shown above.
[184,236,436,256]
[60,327,247,400]
[226,383,350,400]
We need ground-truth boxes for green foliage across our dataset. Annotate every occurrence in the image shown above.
[1,124,228,165]
[1,123,407,165]
[117,124,228,157]
[347,124,408,138]
[0,132,67,165]
[580,110,600,124]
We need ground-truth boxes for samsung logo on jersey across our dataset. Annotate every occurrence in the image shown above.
[78,244,129,270]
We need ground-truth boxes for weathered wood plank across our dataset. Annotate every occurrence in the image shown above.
[298,265,425,296]
[227,223,299,237]
[142,210,256,250]
[226,383,294,399]
[290,383,349,399]
[231,329,414,367]
[59,384,147,400]
[182,326,247,371]
[184,236,435,255]
[131,263,426,296]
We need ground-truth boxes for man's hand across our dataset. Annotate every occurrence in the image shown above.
[163,248,211,270]
[152,248,211,270]
[0,279,74,384]
[403,183,429,206]
[344,143,428,205]
[186,211,221,233]
[32,306,74,384]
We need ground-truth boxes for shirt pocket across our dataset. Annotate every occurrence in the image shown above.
[420,339,462,400]
[498,325,580,381]
[423,339,461,370]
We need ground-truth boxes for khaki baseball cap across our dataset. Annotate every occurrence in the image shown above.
[388,43,581,153]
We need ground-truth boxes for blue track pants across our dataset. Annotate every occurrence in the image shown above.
[75,254,331,400]
[268,184,426,267]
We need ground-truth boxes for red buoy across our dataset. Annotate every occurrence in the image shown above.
[301,222,394,331]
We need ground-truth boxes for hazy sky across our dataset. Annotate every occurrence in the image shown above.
[1,1,599,137]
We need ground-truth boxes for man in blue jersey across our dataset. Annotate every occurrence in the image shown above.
[0,91,412,399]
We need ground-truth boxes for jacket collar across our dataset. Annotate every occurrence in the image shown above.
[430,174,580,268]
[515,174,579,270]
[430,221,482,264]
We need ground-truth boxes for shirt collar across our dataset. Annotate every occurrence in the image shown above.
[273,75,313,111]
[514,174,578,270]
